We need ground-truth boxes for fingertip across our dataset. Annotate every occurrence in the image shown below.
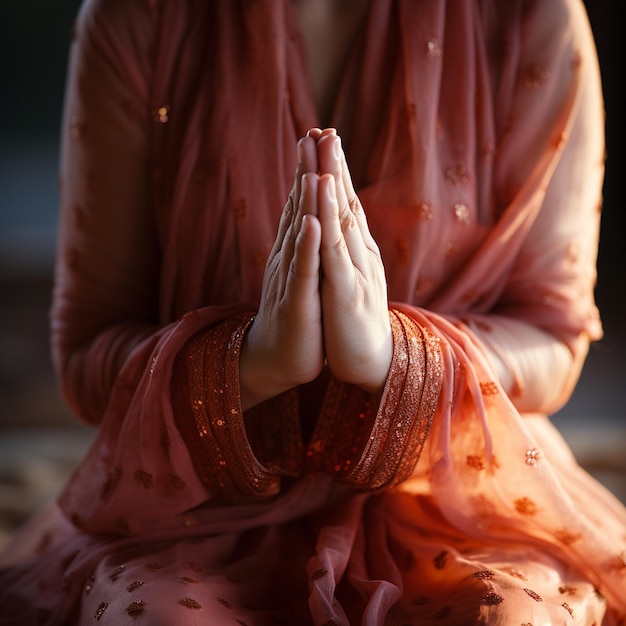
[307,127,323,139]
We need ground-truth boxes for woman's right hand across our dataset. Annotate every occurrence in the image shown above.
[239,134,324,410]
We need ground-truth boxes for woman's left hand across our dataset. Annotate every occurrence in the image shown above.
[315,130,392,395]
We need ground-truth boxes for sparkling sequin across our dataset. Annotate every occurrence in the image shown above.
[472,570,495,580]
[514,497,538,516]
[482,592,504,605]
[178,576,197,584]
[127,580,144,592]
[110,565,126,581]
[426,38,442,57]
[179,598,202,609]
[126,600,145,618]
[217,597,233,609]
[84,576,95,594]
[433,551,448,570]
[559,585,577,595]
[453,203,470,224]
[95,602,108,620]
[524,588,542,602]
[562,602,574,618]
[525,448,541,466]
[154,105,170,123]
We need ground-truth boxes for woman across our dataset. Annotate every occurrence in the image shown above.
[1,0,624,623]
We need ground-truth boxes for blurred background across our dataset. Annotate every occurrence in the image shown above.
[0,1,624,549]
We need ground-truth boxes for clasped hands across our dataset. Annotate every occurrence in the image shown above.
[240,128,392,411]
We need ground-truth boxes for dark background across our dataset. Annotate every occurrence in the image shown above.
[0,1,623,541]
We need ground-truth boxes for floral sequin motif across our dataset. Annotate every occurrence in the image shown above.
[562,602,574,618]
[523,64,549,88]
[94,602,108,620]
[134,469,153,489]
[472,570,494,580]
[480,382,499,396]
[558,585,577,595]
[482,592,504,605]
[426,38,442,58]
[524,588,542,602]
[217,597,233,609]
[466,455,485,470]
[525,448,541,467]
[453,203,470,224]
[444,164,469,186]
[514,497,538,516]
[179,598,202,609]
[126,600,145,618]
[413,202,433,220]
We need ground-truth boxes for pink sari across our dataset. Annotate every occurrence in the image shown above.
[1,0,624,624]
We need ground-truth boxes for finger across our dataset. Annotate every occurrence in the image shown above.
[317,174,356,282]
[269,135,318,261]
[280,173,318,292]
[283,213,322,313]
[318,133,377,252]
[307,127,323,140]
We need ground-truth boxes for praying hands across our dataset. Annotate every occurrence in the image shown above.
[239,128,392,410]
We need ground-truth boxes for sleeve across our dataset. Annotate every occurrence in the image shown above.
[306,0,605,488]
[54,0,299,534]
[471,0,605,413]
